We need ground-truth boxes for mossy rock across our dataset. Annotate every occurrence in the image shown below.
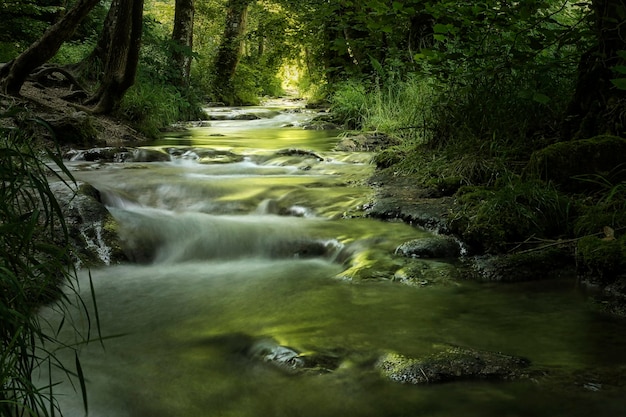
[526,135,626,193]
[576,235,626,284]
[376,345,531,385]
[467,247,574,282]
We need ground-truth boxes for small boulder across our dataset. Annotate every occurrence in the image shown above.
[526,135,626,193]
[395,236,460,259]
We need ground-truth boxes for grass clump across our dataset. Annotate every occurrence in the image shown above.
[1,111,95,416]
[119,81,204,138]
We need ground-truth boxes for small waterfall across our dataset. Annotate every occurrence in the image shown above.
[109,207,343,264]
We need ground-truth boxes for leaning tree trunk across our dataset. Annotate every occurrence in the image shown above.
[70,0,121,81]
[211,0,251,105]
[171,0,195,88]
[0,0,101,95]
[87,0,144,114]
[562,0,626,139]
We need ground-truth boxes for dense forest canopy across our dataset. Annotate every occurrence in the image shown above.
[0,0,624,149]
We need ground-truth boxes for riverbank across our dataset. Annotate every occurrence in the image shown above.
[0,81,151,149]
[335,132,626,318]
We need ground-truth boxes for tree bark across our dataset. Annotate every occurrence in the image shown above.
[0,0,101,95]
[212,0,251,105]
[171,0,195,88]
[70,0,121,81]
[87,0,144,114]
[562,0,626,139]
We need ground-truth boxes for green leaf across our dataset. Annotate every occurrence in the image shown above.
[433,34,447,42]
[532,92,550,104]
[613,65,626,75]
[433,23,449,33]
[617,50,626,60]
[610,78,626,90]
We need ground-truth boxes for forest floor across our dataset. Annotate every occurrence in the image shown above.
[0,80,150,148]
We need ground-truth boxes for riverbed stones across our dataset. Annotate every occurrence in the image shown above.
[335,132,399,152]
[376,346,531,385]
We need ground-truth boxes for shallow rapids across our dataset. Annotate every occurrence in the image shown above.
[40,104,626,417]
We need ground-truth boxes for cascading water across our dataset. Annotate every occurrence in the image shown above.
[40,103,626,417]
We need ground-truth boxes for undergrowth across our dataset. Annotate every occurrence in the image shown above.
[1,110,96,416]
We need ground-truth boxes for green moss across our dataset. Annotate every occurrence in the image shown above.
[576,236,626,283]
[526,135,626,193]
[450,178,572,253]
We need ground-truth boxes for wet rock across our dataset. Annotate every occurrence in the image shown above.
[301,115,341,130]
[51,181,127,266]
[396,236,461,259]
[248,338,342,375]
[335,133,399,152]
[467,247,574,282]
[65,147,129,162]
[376,345,531,385]
[272,239,342,259]
[65,147,170,163]
[366,174,453,234]
[177,148,244,164]
[129,148,171,162]
[276,148,323,161]
[392,259,460,287]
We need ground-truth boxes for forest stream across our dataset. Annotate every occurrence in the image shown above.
[39,101,626,417]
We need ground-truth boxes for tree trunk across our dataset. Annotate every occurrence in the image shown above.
[0,0,101,95]
[562,0,626,139]
[87,0,144,114]
[171,0,195,88]
[212,0,251,105]
[70,0,121,81]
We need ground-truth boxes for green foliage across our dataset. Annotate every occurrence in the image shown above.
[0,110,93,416]
[574,173,626,236]
[112,14,205,136]
[329,80,368,129]
[0,0,106,61]
[331,71,439,138]
[119,81,202,137]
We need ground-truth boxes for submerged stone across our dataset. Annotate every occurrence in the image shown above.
[376,345,531,385]
[248,338,342,375]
